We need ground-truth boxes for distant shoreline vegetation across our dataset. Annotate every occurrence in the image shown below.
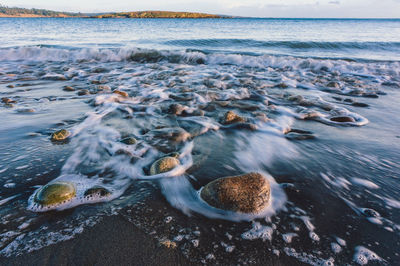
[0,5,228,18]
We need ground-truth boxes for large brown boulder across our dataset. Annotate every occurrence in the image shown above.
[200,172,270,214]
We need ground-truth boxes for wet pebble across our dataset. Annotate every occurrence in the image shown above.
[221,110,246,125]
[149,156,180,175]
[51,129,70,141]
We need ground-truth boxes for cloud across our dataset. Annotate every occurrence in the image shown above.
[329,0,341,4]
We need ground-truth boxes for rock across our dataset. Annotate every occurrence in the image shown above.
[221,111,246,125]
[92,67,108,73]
[287,95,304,102]
[222,122,258,131]
[6,84,15,88]
[63,86,75,92]
[16,108,35,113]
[113,90,129,97]
[51,129,70,141]
[165,152,180,158]
[330,116,356,123]
[285,132,315,140]
[43,74,67,81]
[327,81,340,88]
[149,127,191,142]
[150,156,180,175]
[200,172,270,214]
[97,85,111,92]
[115,149,134,157]
[1,97,16,104]
[275,82,288,88]
[34,182,76,206]
[84,186,111,198]
[159,240,177,249]
[181,109,205,117]
[351,102,369,107]
[77,89,90,96]
[121,137,137,145]
[168,103,186,115]
[361,208,380,218]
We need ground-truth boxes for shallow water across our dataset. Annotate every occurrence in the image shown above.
[0,18,399,265]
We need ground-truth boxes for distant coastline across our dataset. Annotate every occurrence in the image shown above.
[0,5,229,18]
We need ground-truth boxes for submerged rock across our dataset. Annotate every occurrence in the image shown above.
[200,172,270,214]
[51,129,70,141]
[113,90,129,97]
[330,116,356,123]
[121,137,137,145]
[77,89,90,96]
[16,108,35,113]
[84,186,111,198]
[285,128,315,140]
[150,156,180,175]
[327,81,340,88]
[221,111,246,125]
[63,86,75,92]
[1,97,16,104]
[168,103,186,115]
[34,182,76,206]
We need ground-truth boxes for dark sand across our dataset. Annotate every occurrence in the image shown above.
[0,192,305,265]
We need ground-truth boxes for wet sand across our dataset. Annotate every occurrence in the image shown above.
[0,195,304,266]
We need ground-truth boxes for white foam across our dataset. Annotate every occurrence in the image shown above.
[351,177,380,189]
[241,222,273,242]
[282,232,298,243]
[353,246,382,265]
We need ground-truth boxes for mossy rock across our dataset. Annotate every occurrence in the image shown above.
[121,137,137,145]
[34,182,76,206]
[150,156,180,175]
[51,129,70,141]
[200,172,270,214]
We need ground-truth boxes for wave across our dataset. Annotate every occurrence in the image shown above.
[165,39,400,51]
[0,46,399,77]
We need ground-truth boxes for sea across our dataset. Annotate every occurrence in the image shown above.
[0,18,399,265]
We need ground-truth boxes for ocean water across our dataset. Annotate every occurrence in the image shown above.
[0,18,400,265]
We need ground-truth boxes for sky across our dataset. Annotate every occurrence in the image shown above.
[2,0,400,18]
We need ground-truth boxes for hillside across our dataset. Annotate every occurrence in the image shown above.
[0,5,225,18]
[0,5,81,17]
[91,11,223,18]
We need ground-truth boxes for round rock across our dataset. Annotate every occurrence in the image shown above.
[51,129,70,141]
[34,182,76,206]
[200,172,271,214]
[150,156,180,175]
[221,110,246,125]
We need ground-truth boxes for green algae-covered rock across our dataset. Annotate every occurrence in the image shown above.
[51,129,70,141]
[121,137,137,145]
[200,172,270,214]
[150,156,180,175]
[34,182,76,206]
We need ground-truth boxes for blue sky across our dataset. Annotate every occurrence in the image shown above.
[2,0,400,18]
